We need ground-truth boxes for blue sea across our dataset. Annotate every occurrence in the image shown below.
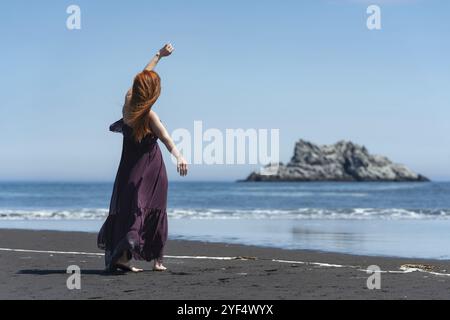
[1,181,450,259]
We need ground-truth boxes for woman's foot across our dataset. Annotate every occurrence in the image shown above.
[115,263,144,273]
[153,261,167,272]
[115,252,143,273]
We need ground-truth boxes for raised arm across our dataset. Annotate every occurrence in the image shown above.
[123,44,174,117]
[148,111,188,177]
[144,43,175,72]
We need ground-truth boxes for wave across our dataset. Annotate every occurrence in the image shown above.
[219,191,369,197]
[169,208,450,220]
[0,208,109,220]
[1,208,450,221]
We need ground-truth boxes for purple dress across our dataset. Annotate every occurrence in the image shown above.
[98,119,168,271]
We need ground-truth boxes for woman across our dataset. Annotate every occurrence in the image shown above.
[98,43,188,273]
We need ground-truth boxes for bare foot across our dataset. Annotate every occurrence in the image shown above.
[153,262,167,272]
[129,266,144,273]
[116,263,144,273]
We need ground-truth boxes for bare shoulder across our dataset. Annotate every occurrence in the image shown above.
[148,110,163,126]
[149,110,160,121]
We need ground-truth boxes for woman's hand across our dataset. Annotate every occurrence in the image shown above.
[144,43,175,71]
[159,43,174,58]
[177,156,188,177]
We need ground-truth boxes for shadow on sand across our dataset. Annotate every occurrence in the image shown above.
[17,269,128,276]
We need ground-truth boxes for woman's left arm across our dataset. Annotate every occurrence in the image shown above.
[148,111,188,176]
[123,44,174,116]
[144,43,175,72]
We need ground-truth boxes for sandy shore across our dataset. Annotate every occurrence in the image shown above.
[1,229,450,300]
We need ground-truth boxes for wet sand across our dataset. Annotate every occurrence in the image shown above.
[1,229,450,300]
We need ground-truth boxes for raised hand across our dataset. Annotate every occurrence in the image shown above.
[159,43,175,58]
[144,43,175,71]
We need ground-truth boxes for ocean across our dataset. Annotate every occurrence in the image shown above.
[1,181,450,259]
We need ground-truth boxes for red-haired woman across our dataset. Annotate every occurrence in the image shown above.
[98,44,188,273]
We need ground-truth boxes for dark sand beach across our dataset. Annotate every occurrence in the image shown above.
[1,229,450,300]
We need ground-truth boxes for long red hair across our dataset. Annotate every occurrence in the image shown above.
[123,70,161,142]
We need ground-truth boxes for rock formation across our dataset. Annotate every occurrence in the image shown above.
[244,140,429,182]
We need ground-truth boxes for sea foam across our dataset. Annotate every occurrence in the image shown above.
[0,208,449,220]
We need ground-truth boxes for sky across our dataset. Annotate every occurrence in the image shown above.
[0,0,449,181]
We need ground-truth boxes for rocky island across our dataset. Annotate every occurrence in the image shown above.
[244,140,429,182]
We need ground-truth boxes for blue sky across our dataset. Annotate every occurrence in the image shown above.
[1,0,449,181]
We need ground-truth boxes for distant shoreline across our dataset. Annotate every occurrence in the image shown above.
[3,180,450,184]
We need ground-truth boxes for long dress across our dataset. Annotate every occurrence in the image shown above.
[97,119,168,271]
